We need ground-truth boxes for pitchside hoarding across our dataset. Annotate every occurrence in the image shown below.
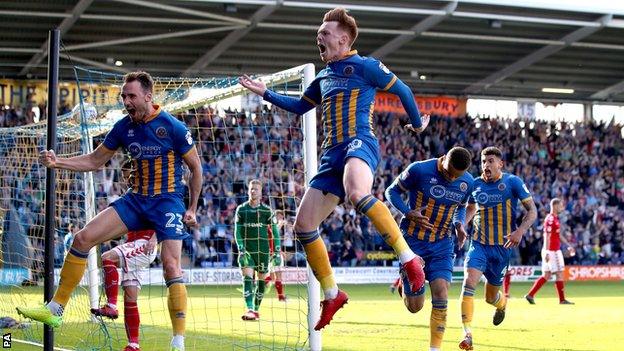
[41,265,624,287]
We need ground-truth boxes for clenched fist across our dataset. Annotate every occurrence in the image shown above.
[39,149,57,168]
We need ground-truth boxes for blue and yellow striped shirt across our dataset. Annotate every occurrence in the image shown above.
[303,51,402,148]
[386,158,474,242]
[103,105,194,196]
[469,173,532,245]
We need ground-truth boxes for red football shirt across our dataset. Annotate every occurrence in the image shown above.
[543,213,560,251]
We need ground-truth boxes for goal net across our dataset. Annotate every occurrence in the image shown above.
[0,64,320,350]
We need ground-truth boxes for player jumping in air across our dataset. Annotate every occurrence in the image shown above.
[18,71,202,351]
[239,7,428,331]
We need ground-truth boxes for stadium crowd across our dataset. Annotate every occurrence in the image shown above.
[3,103,624,270]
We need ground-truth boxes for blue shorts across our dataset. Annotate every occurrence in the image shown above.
[401,235,454,296]
[310,136,380,201]
[110,192,189,242]
[465,240,510,286]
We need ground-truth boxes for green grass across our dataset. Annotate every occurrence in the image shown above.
[4,281,624,350]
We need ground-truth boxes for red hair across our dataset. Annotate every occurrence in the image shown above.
[323,8,358,45]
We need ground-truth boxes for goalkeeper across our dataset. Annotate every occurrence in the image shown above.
[235,179,281,321]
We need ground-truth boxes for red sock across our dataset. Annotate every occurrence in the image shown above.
[503,272,511,296]
[275,280,284,298]
[102,259,119,306]
[124,300,140,344]
[555,280,566,302]
[527,276,547,297]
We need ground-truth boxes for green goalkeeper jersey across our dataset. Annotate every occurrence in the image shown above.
[234,201,281,255]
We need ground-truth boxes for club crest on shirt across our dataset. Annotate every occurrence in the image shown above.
[498,183,506,191]
[343,65,354,76]
[460,182,468,192]
[378,62,390,74]
[155,126,168,138]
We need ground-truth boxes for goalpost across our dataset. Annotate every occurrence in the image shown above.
[0,63,321,350]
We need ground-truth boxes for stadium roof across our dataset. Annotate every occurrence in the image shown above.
[2,0,624,103]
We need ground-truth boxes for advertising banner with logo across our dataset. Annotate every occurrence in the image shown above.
[0,79,120,107]
[362,251,396,262]
[57,265,623,287]
[375,92,467,117]
[564,265,624,281]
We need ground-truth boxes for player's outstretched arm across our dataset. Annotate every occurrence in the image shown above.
[239,75,267,96]
[182,146,202,227]
[366,59,427,134]
[239,74,317,115]
[386,78,427,131]
[40,143,116,172]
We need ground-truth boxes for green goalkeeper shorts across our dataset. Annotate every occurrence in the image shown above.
[238,252,270,273]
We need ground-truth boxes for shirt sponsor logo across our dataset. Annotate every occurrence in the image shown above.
[128,142,142,158]
[241,223,266,228]
[127,142,163,159]
[321,77,349,90]
[430,185,464,202]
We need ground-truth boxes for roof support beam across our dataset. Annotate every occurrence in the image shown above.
[61,54,130,74]
[463,14,612,94]
[183,4,279,75]
[19,0,94,76]
[62,25,244,52]
[590,81,624,100]
[112,0,249,25]
[371,1,457,59]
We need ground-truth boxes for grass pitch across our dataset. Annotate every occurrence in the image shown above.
[5,281,623,350]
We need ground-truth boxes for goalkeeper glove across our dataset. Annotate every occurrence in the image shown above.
[271,252,282,266]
